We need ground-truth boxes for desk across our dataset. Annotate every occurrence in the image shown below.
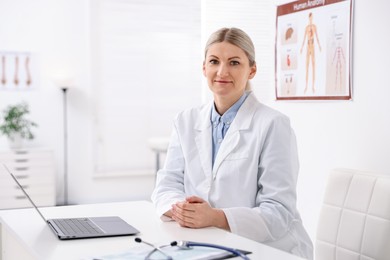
[0,201,304,260]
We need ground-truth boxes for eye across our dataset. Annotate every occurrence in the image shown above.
[209,59,219,65]
[230,60,240,66]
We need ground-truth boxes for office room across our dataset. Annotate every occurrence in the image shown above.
[0,0,389,259]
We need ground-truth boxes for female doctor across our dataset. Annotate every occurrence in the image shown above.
[151,27,313,259]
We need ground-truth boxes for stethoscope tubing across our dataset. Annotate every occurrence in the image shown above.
[172,241,250,260]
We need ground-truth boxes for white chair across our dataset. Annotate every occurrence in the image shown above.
[316,168,390,260]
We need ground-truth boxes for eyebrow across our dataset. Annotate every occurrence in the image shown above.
[207,55,242,60]
[228,56,241,60]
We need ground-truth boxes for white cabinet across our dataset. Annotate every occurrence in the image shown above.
[0,149,56,209]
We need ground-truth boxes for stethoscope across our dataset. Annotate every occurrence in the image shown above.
[135,237,250,260]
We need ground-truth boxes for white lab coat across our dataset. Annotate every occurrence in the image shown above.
[151,92,313,259]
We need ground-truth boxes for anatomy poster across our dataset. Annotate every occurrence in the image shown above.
[275,0,353,100]
[1,52,36,90]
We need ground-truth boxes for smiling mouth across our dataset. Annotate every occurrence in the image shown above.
[214,80,233,84]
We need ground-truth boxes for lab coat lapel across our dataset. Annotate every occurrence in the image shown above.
[212,131,240,179]
[194,102,213,180]
[212,93,257,178]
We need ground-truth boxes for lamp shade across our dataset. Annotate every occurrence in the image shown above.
[52,71,75,90]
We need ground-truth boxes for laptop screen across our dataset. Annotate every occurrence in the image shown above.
[1,163,48,222]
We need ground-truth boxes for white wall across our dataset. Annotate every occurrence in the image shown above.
[1,0,389,243]
[0,0,155,206]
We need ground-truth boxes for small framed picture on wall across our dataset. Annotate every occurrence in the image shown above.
[1,52,37,91]
[275,0,353,100]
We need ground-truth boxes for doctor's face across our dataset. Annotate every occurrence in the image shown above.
[203,41,256,102]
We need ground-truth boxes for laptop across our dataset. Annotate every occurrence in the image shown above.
[2,163,140,240]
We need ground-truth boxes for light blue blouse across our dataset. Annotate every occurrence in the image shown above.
[210,92,249,165]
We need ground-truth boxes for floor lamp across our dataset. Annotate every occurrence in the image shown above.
[61,86,69,205]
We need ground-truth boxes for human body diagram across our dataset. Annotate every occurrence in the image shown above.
[332,42,346,91]
[300,13,321,94]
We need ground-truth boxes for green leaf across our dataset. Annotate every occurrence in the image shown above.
[0,102,38,140]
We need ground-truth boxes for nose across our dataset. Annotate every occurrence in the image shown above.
[217,63,229,77]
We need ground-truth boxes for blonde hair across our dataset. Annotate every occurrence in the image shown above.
[204,28,256,90]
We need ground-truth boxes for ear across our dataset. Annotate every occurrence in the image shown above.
[248,63,257,79]
[202,61,206,77]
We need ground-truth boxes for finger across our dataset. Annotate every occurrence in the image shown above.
[175,201,197,212]
[172,207,209,229]
[175,201,194,210]
[186,196,205,204]
[172,213,195,227]
[172,204,195,221]
[172,203,195,215]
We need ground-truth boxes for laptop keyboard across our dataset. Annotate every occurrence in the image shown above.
[52,218,104,235]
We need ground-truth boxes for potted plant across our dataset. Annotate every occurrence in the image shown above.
[0,102,38,149]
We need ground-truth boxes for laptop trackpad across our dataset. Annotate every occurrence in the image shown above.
[90,216,139,234]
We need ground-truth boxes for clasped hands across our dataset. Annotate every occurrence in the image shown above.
[167,196,230,231]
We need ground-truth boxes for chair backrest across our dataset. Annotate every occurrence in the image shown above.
[316,168,390,260]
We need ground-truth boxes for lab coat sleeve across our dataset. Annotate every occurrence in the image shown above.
[151,121,187,219]
[223,114,300,243]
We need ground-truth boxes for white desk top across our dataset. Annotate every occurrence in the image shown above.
[0,201,304,260]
